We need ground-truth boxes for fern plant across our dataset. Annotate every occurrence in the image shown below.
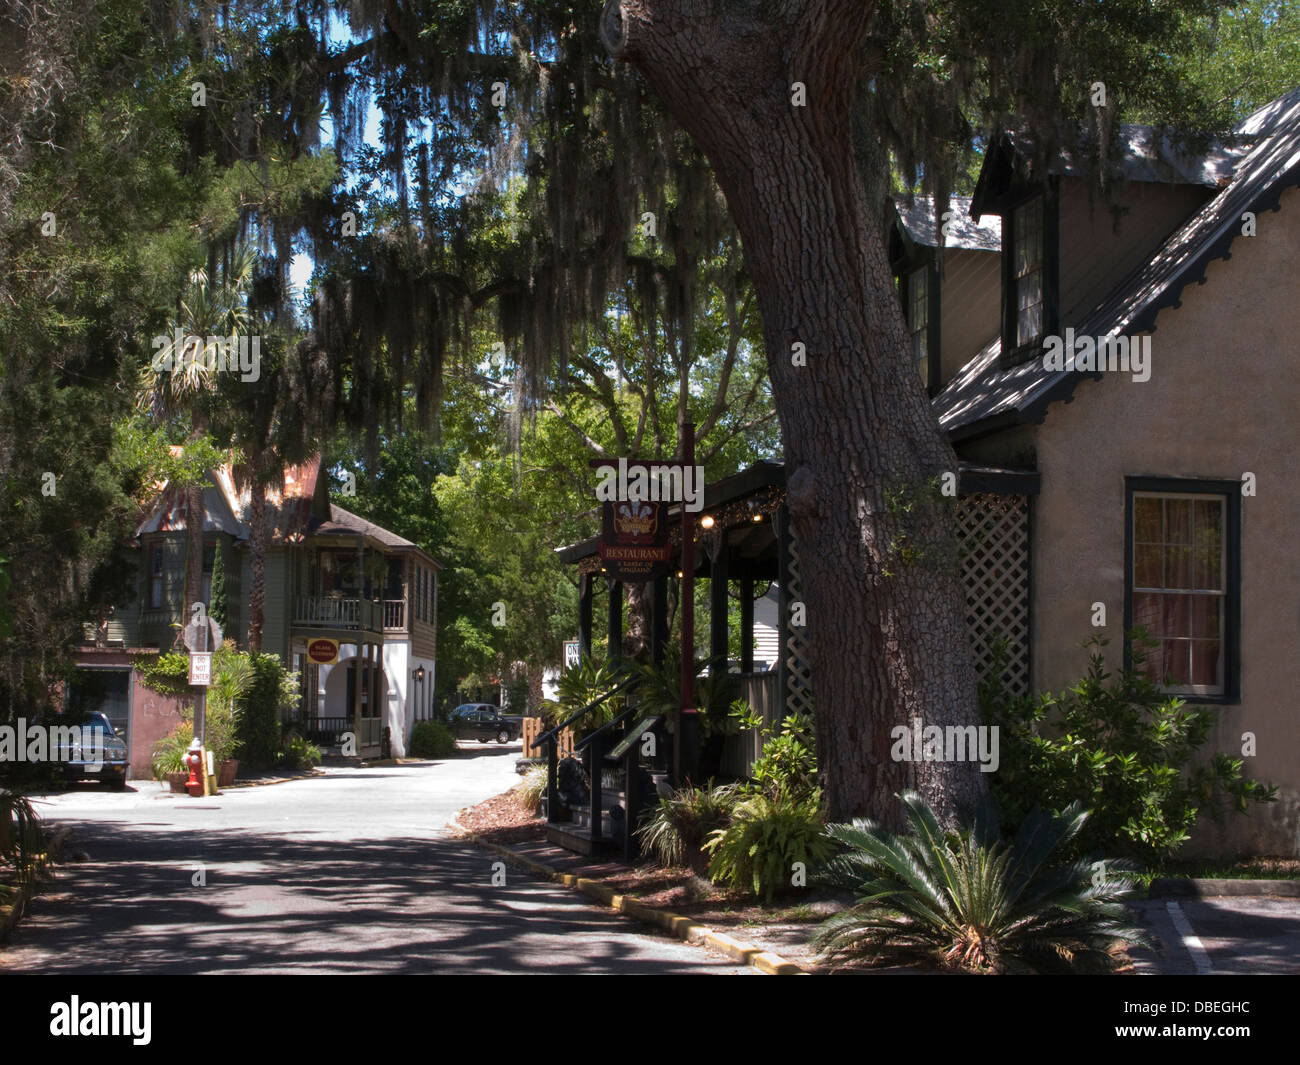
[703,789,833,903]
[812,791,1150,973]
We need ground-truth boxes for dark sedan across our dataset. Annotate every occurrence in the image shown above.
[447,704,519,744]
[57,711,129,788]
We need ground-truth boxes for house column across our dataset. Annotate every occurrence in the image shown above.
[351,642,363,752]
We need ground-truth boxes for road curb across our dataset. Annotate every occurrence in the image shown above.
[447,814,808,975]
[1149,877,1300,898]
[220,770,325,790]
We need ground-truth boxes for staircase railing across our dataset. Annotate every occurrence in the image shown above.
[533,676,644,854]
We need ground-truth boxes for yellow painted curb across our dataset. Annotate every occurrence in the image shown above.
[447,813,808,975]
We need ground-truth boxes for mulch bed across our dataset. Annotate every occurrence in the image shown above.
[452,786,1147,974]
[453,787,547,845]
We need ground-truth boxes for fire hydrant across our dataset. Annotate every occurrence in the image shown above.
[184,740,205,797]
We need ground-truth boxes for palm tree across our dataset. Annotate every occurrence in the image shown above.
[136,249,256,637]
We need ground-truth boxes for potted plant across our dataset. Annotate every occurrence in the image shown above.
[152,722,194,793]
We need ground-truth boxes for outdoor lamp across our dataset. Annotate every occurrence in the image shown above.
[413,666,425,681]
[700,514,715,529]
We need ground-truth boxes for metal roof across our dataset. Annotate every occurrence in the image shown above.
[934,88,1300,439]
[311,504,442,566]
[894,195,1002,252]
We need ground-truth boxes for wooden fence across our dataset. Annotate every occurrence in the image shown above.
[520,716,576,758]
[720,671,783,778]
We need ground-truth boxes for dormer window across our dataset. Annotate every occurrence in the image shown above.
[998,185,1059,366]
[894,258,939,395]
[1013,198,1044,346]
[907,264,931,387]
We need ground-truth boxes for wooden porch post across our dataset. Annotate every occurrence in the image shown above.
[709,532,729,675]
[606,577,623,662]
[578,573,593,659]
[775,504,792,719]
[740,576,754,674]
[652,573,668,668]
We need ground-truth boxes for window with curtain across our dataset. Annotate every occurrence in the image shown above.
[1130,492,1229,694]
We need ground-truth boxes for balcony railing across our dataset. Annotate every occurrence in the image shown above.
[293,596,380,631]
[293,596,409,634]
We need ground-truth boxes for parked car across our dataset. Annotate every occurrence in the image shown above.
[447,704,519,744]
[57,711,129,788]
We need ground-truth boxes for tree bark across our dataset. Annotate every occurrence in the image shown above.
[183,481,204,644]
[246,478,267,652]
[602,0,985,825]
[622,579,652,660]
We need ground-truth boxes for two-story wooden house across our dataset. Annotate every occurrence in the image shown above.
[74,455,441,775]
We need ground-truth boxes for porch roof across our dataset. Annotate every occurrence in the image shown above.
[555,459,1037,570]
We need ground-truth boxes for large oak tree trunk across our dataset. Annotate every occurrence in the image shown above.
[602,0,984,824]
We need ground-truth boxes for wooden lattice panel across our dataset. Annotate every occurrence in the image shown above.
[784,535,815,717]
[956,494,1032,697]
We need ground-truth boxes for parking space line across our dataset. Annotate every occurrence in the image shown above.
[1166,900,1213,974]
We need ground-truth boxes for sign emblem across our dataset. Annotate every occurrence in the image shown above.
[307,638,339,665]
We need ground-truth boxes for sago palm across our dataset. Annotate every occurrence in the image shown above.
[812,791,1151,973]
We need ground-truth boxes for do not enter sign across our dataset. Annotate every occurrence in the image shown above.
[307,638,339,665]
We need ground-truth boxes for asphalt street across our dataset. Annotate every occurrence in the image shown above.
[0,748,753,975]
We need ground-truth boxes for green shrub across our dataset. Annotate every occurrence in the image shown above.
[238,652,299,769]
[703,789,833,903]
[637,782,742,869]
[981,633,1276,864]
[205,644,252,764]
[813,792,1150,973]
[516,764,549,815]
[134,652,191,697]
[410,720,457,759]
[278,733,321,770]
